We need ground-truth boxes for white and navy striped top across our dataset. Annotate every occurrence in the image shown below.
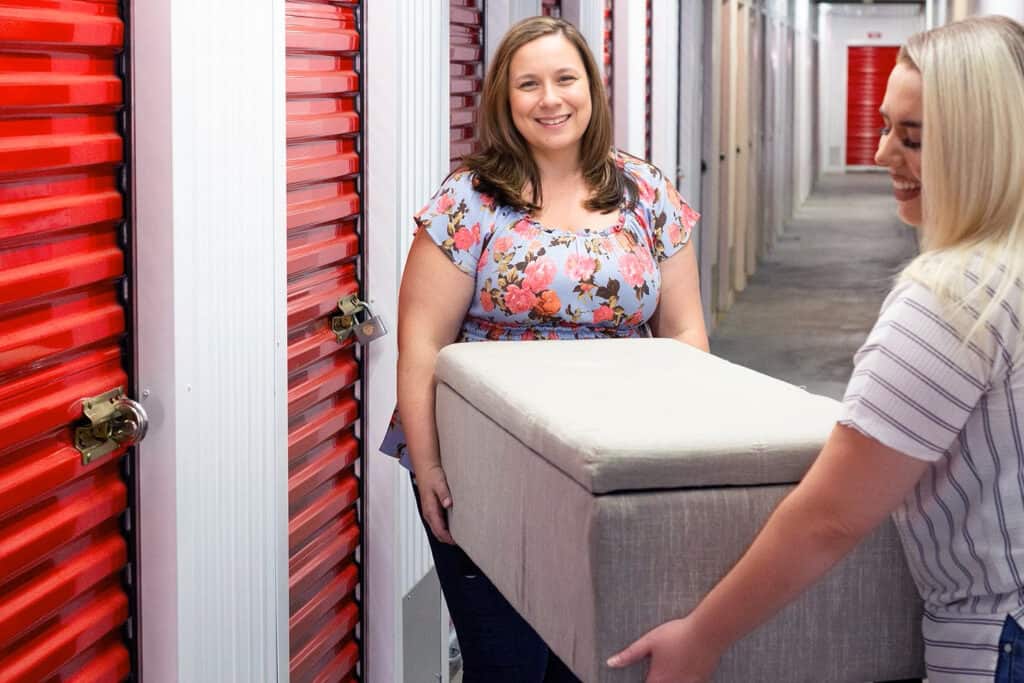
[840,273,1024,682]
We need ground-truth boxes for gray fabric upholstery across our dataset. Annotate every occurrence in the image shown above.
[435,339,843,493]
[437,387,924,682]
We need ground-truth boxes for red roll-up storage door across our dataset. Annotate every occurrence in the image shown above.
[451,0,484,167]
[285,2,363,681]
[644,0,652,159]
[604,0,613,107]
[846,45,899,167]
[541,0,561,18]
[0,1,134,681]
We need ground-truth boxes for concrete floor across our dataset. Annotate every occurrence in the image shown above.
[710,172,920,400]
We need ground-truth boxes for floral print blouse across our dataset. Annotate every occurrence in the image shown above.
[380,150,700,468]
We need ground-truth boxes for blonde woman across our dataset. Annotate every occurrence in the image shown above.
[610,16,1024,683]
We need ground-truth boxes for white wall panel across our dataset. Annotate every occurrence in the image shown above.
[650,0,679,178]
[133,0,289,680]
[365,0,450,680]
[613,0,647,155]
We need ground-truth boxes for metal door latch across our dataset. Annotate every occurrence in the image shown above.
[75,387,150,464]
[331,294,388,345]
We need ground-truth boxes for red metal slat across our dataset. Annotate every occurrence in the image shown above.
[0,582,128,683]
[450,0,483,166]
[289,509,359,599]
[286,2,362,679]
[0,2,132,680]
[604,1,613,107]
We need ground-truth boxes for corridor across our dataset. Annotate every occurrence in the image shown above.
[710,173,921,400]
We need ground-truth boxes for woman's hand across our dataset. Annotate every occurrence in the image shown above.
[606,616,721,683]
[415,464,455,544]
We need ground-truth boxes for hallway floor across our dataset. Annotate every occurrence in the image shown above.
[710,172,920,400]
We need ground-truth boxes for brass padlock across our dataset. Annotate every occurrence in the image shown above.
[331,294,388,345]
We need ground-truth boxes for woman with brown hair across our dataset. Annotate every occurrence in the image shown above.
[378,14,707,682]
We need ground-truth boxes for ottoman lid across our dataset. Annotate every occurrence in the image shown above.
[435,338,842,494]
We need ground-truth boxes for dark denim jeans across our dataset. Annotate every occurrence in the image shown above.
[996,615,1024,683]
[411,477,579,683]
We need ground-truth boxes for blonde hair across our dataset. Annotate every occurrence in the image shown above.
[464,16,636,213]
[897,15,1024,345]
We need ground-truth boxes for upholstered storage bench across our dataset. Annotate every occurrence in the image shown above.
[434,338,924,683]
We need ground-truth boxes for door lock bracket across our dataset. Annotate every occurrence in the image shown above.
[75,387,149,465]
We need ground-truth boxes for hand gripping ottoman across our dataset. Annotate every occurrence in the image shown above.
[434,338,924,683]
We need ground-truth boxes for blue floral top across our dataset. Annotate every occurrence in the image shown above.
[380,150,700,468]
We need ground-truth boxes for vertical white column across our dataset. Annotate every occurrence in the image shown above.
[133,0,289,680]
[650,0,678,177]
[486,0,542,66]
[365,0,450,681]
[613,0,647,154]
[563,0,606,80]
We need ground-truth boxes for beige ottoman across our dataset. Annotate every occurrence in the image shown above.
[434,338,924,683]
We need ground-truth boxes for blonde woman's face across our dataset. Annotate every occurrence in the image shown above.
[875,63,923,226]
[507,34,592,160]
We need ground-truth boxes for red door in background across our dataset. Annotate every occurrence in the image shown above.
[846,45,900,167]
[604,0,613,107]
[450,0,484,167]
[0,1,137,681]
[285,1,363,681]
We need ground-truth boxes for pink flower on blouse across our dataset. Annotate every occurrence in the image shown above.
[493,236,515,253]
[619,253,646,288]
[668,222,682,246]
[522,258,556,293]
[453,223,480,250]
[477,248,489,272]
[627,311,644,326]
[565,253,597,281]
[681,203,700,230]
[480,193,496,210]
[637,178,656,204]
[480,289,494,312]
[435,194,455,213]
[592,305,613,324]
[512,219,539,239]
[504,284,537,314]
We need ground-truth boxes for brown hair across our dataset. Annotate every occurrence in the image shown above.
[463,15,636,214]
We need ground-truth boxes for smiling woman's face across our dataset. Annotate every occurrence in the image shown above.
[507,33,592,160]
[875,62,924,226]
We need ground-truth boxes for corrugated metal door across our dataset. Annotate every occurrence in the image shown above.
[541,0,561,18]
[603,0,613,107]
[450,0,484,167]
[285,2,363,681]
[0,1,134,681]
[846,45,899,167]
[644,0,651,159]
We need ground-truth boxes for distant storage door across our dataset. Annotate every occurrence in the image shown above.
[285,2,363,681]
[0,1,135,681]
[846,46,899,167]
[451,0,484,167]
[541,0,561,18]
[644,0,651,159]
[604,0,613,107]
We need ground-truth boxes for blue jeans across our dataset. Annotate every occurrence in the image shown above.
[411,477,579,683]
[996,615,1024,683]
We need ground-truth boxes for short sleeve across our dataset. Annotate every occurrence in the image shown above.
[643,169,700,263]
[413,170,495,275]
[839,281,993,462]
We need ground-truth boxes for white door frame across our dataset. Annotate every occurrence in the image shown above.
[131,1,289,680]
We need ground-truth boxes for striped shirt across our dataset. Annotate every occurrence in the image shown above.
[840,275,1024,682]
